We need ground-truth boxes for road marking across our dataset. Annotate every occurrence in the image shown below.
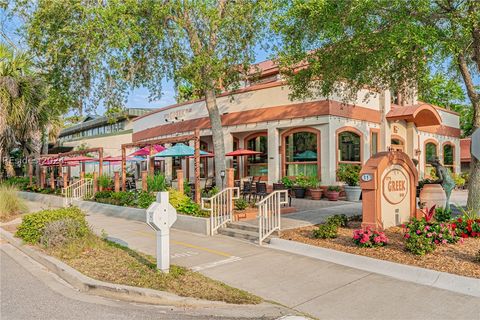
[132,231,233,257]
[171,251,199,259]
[190,256,242,272]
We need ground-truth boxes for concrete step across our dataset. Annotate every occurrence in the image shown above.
[226,221,259,233]
[217,227,271,243]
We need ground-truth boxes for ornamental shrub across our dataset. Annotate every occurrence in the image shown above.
[98,174,113,190]
[352,228,388,248]
[16,207,89,244]
[405,233,436,255]
[168,188,204,216]
[234,198,249,211]
[434,207,451,223]
[147,173,167,192]
[313,223,338,239]
[336,163,361,186]
[110,191,135,206]
[94,190,113,200]
[403,218,459,255]
[453,216,480,238]
[326,214,348,227]
[4,176,30,190]
[137,191,156,209]
[40,218,87,248]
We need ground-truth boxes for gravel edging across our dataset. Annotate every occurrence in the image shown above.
[0,229,291,318]
[268,238,480,298]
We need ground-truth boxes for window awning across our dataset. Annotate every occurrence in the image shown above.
[386,103,442,127]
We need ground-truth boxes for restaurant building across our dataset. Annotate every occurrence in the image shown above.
[132,60,461,185]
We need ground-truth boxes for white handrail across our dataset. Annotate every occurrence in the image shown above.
[63,178,93,206]
[201,187,239,235]
[257,190,288,245]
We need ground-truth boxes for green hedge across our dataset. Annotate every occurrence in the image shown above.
[16,207,89,244]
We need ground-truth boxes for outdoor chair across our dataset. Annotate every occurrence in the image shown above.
[253,182,268,202]
[241,181,253,201]
[273,182,292,207]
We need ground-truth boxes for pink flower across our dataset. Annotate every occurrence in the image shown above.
[425,225,430,230]
[442,239,447,244]
[434,240,439,244]
[416,230,421,235]
[404,234,410,239]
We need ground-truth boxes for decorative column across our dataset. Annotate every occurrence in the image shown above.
[194,129,201,204]
[176,169,184,194]
[164,143,173,180]
[114,171,120,192]
[141,170,148,191]
[63,172,68,188]
[93,172,99,193]
[267,127,280,184]
[226,168,235,188]
[50,170,55,190]
[80,171,85,183]
[40,167,46,188]
[121,147,127,191]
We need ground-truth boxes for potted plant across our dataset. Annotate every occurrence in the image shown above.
[308,176,323,200]
[280,176,294,189]
[292,174,309,198]
[336,164,361,201]
[147,173,168,195]
[326,186,341,201]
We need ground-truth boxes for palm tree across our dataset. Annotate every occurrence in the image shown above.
[0,43,54,178]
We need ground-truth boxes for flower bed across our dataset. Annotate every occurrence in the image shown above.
[281,220,480,279]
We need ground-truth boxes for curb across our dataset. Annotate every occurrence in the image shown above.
[0,229,291,318]
[268,238,480,298]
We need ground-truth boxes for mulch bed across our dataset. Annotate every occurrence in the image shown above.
[281,221,480,279]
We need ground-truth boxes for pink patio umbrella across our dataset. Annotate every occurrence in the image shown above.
[128,144,165,157]
[225,149,262,179]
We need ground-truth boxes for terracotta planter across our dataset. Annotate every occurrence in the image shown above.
[310,189,323,200]
[419,184,446,209]
[327,191,340,201]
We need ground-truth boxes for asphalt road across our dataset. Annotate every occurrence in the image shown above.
[0,243,259,320]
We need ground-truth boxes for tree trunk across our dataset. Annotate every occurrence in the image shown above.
[31,129,43,185]
[204,89,226,188]
[457,53,480,212]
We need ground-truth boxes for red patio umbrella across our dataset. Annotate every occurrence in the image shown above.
[225,149,262,178]
[129,144,165,156]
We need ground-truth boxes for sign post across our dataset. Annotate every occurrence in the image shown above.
[146,192,177,273]
[471,128,480,160]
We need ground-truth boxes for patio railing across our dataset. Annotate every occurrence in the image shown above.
[257,190,288,245]
[201,187,239,235]
[62,178,94,206]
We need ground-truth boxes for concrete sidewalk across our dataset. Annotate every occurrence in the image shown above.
[86,211,479,320]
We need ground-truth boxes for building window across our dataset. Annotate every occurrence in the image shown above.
[371,131,378,156]
[245,133,268,177]
[338,131,361,164]
[283,129,319,177]
[425,141,438,178]
[443,143,454,173]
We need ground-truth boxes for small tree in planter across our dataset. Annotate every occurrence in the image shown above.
[337,164,361,201]
[147,173,168,193]
[326,186,341,201]
[292,174,309,198]
[98,174,113,191]
[308,176,322,200]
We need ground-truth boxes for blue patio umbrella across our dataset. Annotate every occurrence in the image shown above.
[293,150,317,160]
[153,143,210,157]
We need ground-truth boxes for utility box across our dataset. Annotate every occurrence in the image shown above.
[146,191,177,273]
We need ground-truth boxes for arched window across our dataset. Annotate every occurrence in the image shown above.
[283,128,320,178]
[338,131,361,164]
[443,143,454,173]
[245,133,268,177]
[424,141,438,178]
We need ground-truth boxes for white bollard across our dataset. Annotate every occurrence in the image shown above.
[146,191,177,273]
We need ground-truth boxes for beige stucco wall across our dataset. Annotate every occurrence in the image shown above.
[61,131,133,157]
[134,84,383,132]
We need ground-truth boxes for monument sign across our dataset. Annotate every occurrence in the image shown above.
[360,151,418,229]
